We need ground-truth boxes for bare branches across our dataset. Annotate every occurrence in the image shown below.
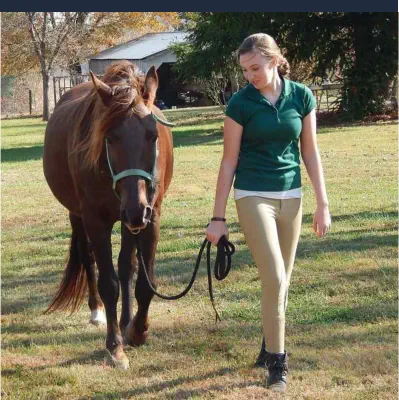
[202,73,229,114]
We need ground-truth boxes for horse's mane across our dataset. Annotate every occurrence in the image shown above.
[73,61,146,169]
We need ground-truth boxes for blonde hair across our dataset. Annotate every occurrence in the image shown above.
[238,33,290,76]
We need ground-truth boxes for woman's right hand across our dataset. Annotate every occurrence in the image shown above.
[206,221,229,246]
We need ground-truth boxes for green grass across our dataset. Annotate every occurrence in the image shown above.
[1,109,398,399]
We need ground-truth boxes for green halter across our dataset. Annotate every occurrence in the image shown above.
[152,112,176,127]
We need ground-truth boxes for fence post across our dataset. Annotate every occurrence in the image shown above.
[29,90,32,115]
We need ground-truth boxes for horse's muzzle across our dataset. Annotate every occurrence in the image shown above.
[120,205,152,232]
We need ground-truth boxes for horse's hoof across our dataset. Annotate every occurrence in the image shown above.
[124,319,149,347]
[105,348,129,370]
[89,309,107,326]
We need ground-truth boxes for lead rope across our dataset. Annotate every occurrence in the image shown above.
[135,234,235,322]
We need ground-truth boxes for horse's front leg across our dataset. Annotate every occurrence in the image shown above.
[68,213,106,326]
[125,209,159,346]
[83,213,129,370]
[118,223,137,336]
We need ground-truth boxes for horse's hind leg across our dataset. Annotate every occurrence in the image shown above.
[69,213,105,326]
[118,223,137,335]
[125,211,159,346]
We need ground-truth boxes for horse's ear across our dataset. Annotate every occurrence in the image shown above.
[89,71,113,106]
[144,66,158,108]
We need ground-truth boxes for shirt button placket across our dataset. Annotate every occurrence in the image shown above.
[274,106,280,123]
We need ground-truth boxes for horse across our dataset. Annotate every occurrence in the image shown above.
[43,61,173,369]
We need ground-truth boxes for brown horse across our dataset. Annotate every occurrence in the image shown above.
[43,61,173,369]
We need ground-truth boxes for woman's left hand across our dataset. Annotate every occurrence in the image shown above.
[313,204,331,237]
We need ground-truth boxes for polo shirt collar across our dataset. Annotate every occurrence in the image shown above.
[244,76,294,102]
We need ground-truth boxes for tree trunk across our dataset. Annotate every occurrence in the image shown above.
[42,71,50,121]
[230,72,239,93]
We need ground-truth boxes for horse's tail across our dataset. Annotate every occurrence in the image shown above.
[45,231,88,314]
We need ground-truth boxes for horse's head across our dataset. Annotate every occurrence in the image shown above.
[89,62,162,232]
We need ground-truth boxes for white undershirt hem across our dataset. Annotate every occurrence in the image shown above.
[234,187,302,201]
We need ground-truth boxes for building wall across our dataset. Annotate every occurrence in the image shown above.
[141,51,177,72]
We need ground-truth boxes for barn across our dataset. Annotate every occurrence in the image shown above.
[88,32,193,108]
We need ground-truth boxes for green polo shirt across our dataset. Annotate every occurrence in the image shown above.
[226,78,316,192]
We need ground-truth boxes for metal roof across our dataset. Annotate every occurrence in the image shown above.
[89,32,188,60]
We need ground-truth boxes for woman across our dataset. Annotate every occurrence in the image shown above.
[206,33,331,392]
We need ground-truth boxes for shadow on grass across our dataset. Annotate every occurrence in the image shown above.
[302,210,398,224]
[1,319,88,335]
[2,202,396,335]
[2,220,396,316]
[2,329,104,350]
[173,128,223,148]
[296,233,397,259]
[317,119,399,130]
[165,110,223,123]
[1,123,46,131]
[88,368,252,400]
[157,222,242,250]
[291,302,398,326]
[1,350,106,378]
[1,294,55,315]
[291,319,398,350]
[160,221,396,265]
[153,249,249,291]
[2,357,251,400]
[337,265,397,280]
[1,298,396,397]
[1,145,43,163]
[174,117,223,126]
[1,268,63,291]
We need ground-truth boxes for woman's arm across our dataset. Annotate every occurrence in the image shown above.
[206,116,243,245]
[300,109,331,237]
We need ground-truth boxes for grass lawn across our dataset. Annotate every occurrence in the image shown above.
[1,107,398,399]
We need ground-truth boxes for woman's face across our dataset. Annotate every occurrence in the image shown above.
[239,51,276,90]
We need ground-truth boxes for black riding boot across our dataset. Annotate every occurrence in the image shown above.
[254,336,267,368]
[266,351,288,392]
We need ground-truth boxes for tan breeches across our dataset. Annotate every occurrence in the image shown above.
[236,197,302,353]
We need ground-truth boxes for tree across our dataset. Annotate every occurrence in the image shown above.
[172,13,259,82]
[1,13,38,76]
[173,12,398,119]
[2,12,181,121]
[24,12,89,121]
[276,12,398,118]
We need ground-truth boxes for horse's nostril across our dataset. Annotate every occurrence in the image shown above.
[143,206,152,222]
